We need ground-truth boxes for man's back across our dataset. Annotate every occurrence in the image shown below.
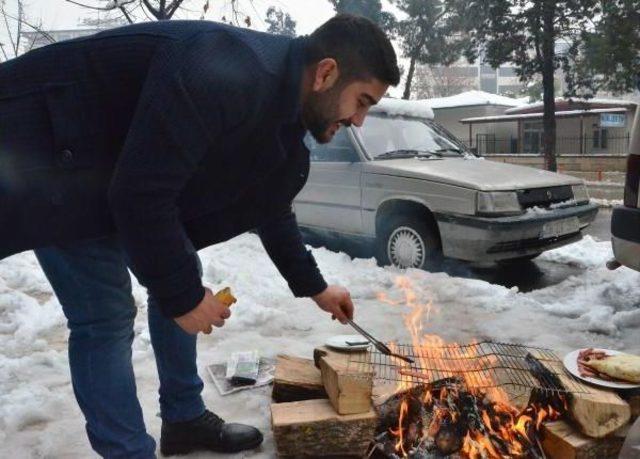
[0,20,293,167]
[0,20,301,261]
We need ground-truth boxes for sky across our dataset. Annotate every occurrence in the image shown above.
[3,0,405,96]
[20,0,337,34]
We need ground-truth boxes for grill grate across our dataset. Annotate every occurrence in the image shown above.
[347,341,588,398]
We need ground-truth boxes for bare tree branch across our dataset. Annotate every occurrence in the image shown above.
[167,0,186,18]
[15,1,22,55]
[141,0,160,18]
[2,3,18,56]
[64,0,136,12]
[119,5,134,23]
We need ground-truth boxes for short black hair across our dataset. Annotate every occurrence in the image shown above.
[306,14,400,86]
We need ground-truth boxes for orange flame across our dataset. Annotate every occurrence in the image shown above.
[379,276,563,458]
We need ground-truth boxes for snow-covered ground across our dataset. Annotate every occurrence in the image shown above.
[1,234,638,458]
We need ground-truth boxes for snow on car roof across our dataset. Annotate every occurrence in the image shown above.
[422,90,526,110]
[371,98,435,119]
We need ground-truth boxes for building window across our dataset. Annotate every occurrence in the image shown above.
[523,121,543,153]
[593,128,608,149]
[476,133,496,154]
[498,67,517,77]
[480,76,497,93]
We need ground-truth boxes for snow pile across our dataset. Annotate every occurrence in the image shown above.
[591,197,623,207]
[423,90,525,110]
[0,234,638,457]
[372,98,434,120]
[539,235,612,268]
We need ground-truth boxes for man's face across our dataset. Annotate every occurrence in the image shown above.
[302,59,388,144]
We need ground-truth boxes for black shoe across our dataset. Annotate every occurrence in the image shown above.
[160,410,263,456]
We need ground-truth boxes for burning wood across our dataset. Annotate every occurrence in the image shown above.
[372,378,561,458]
[368,277,573,458]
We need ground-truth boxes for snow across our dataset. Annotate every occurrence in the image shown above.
[460,107,629,123]
[1,234,639,457]
[422,90,525,110]
[523,199,579,216]
[372,97,435,120]
[505,97,637,114]
[591,197,624,207]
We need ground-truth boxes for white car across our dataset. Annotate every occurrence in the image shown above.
[611,105,640,271]
[294,98,598,269]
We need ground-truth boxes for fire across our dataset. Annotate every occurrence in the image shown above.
[378,276,565,458]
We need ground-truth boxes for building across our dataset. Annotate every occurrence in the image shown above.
[459,98,638,155]
[20,28,105,53]
[422,90,525,142]
[421,61,527,97]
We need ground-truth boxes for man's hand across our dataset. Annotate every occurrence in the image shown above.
[312,285,354,324]
[174,287,232,335]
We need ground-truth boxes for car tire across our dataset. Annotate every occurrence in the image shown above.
[376,214,442,270]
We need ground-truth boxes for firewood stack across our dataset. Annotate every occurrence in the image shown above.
[270,346,376,457]
[270,346,639,458]
[528,350,637,459]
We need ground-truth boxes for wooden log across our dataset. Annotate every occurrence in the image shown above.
[314,346,374,415]
[272,355,327,403]
[541,420,625,459]
[313,345,364,369]
[271,398,377,458]
[620,392,640,421]
[529,351,630,438]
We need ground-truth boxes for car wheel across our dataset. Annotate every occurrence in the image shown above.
[377,215,441,270]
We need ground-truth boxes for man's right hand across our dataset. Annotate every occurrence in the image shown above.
[174,287,231,335]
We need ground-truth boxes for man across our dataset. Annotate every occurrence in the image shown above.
[0,14,400,458]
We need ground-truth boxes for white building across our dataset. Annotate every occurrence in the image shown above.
[459,97,638,155]
[421,90,526,143]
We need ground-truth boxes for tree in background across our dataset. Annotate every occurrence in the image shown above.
[449,0,609,172]
[564,1,640,97]
[65,0,255,26]
[0,0,54,59]
[412,64,476,99]
[394,0,466,100]
[265,6,296,37]
[327,0,395,33]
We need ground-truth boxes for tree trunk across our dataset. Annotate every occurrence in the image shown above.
[541,0,557,171]
[402,54,417,100]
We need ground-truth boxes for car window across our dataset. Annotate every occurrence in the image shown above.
[304,128,360,163]
[358,115,470,159]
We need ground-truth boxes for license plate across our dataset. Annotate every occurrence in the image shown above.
[541,217,580,239]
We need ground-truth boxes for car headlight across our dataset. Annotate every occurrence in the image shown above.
[476,191,522,216]
[571,184,589,204]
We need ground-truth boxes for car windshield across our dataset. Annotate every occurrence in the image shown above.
[358,115,471,160]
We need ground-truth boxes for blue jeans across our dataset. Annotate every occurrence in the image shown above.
[34,236,205,459]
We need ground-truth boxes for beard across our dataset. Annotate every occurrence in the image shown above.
[301,84,346,144]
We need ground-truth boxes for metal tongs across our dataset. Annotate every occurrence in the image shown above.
[346,318,414,364]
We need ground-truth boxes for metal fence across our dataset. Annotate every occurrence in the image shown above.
[464,133,630,156]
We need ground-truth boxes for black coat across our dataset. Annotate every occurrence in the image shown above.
[0,20,327,317]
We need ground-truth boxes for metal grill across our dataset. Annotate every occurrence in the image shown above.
[347,341,588,400]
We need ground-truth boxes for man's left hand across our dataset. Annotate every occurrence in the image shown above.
[312,285,354,324]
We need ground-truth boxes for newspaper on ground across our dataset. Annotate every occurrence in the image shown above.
[207,354,275,396]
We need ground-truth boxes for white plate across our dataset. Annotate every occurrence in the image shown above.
[325,335,371,351]
[563,349,640,390]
